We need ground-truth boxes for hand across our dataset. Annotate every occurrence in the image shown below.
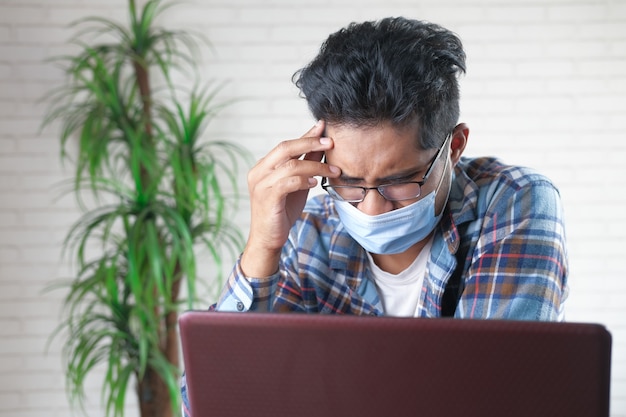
[241,121,341,278]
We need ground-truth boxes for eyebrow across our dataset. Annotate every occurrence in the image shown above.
[338,166,425,185]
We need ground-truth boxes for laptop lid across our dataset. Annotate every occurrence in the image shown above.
[179,311,612,417]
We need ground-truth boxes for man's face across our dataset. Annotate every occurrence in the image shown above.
[323,121,451,217]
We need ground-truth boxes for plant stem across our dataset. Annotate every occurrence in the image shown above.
[133,61,153,139]
[132,42,173,417]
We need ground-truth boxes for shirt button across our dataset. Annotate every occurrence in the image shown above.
[236,301,245,311]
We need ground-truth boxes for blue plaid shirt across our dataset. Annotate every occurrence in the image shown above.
[181,156,568,416]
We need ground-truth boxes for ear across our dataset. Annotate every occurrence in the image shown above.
[449,123,469,166]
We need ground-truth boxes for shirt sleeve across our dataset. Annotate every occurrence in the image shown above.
[215,256,280,312]
[181,372,191,417]
[457,176,568,320]
[214,196,346,313]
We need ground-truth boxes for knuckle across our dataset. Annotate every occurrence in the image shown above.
[285,176,306,190]
[275,139,292,154]
[282,159,299,171]
[247,167,261,187]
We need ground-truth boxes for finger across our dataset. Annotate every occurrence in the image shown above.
[263,134,333,169]
[274,158,340,179]
[270,174,319,196]
[251,158,336,195]
[302,135,334,162]
[250,168,311,202]
[300,119,325,139]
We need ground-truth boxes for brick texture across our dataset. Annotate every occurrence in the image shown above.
[1,0,625,416]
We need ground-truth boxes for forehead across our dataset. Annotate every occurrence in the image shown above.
[324,122,433,181]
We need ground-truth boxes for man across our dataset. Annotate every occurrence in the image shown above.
[182,16,568,416]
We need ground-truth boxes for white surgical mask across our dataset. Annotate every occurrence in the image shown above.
[334,156,449,255]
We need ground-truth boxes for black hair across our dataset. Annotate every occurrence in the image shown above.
[293,17,466,149]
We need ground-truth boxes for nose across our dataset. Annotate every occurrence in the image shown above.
[356,188,393,216]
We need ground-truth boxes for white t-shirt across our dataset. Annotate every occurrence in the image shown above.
[366,237,434,317]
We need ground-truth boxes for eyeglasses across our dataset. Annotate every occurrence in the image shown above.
[321,134,450,203]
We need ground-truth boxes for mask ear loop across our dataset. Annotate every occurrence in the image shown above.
[321,126,328,165]
[433,136,452,216]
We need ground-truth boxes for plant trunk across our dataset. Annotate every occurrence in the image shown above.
[136,272,183,417]
[138,367,172,417]
[165,276,182,366]
[133,61,153,139]
[134,56,171,417]
[132,45,187,417]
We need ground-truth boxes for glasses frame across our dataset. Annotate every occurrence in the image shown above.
[321,133,451,203]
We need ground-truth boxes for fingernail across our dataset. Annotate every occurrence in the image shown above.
[308,177,317,187]
[328,165,340,174]
[320,137,331,145]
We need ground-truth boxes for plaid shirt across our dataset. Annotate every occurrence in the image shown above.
[217,156,568,319]
[181,156,568,416]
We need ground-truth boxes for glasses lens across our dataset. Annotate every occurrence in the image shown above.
[380,183,421,201]
[326,186,365,202]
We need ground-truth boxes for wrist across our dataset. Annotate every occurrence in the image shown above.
[240,244,281,279]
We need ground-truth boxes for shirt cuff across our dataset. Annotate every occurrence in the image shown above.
[216,256,280,312]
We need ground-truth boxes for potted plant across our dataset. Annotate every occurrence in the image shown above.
[43,1,249,416]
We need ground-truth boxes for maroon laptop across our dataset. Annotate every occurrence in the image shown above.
[179,311,612,417]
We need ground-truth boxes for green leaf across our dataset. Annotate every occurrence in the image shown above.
[42,0,253,415]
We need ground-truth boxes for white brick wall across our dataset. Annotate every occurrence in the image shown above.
[1,0,624,416]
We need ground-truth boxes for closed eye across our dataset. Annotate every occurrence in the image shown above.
[335,167,424,186]
[379,168,424,184]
